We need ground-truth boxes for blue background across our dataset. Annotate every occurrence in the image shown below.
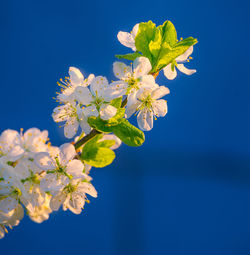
[1,0,250,254]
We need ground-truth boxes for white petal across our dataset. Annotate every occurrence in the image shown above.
[100,104,117,120]
[0,129,21,155]
[125,101,140,119]
[137,108,154,131]
[79,117,92,135]
[90,76,109,98]
[176,64,196,76]
[83,105,98,118]
[66,159,85,178]
[117,31,136,51]
[152,99,168,117]
[50,192,67,211]
[69,67,84,87]
[113,62,132,79]
[163,64,177,80]
[59,143,76,165]
[78,182,98,198]
[52,105,69,122]
[86,74,95,85]
[131,23,139,38]
[140,75,158,89]
[176,46,193,62]
[34,152,55,171]
[133,57,152,77]
[64,117,79,139]
[74,86,93,105]
[151,86,170,100]
[106,81,128,100]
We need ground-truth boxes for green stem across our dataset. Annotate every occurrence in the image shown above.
[74,129,101,149]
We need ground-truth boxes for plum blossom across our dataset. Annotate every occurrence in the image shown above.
[50,178,97,215]
[74,76,117,121]
[126,86,170,131]
[163,46,196,80]
[57,67,95,103]
[35,143,85,195]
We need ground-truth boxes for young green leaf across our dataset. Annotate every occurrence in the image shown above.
[135,21,157,63]
[111,119,145,147]
[81,134,116,168]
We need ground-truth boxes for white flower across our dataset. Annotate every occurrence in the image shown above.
[52,101,86,138]
[126,86,170,131]
[57,67,95,103]
[35,143,85,195]
[0,128,48,161]
[74,76,117,121]
[109,57,158,112]
[50,178,97,215]
[28,194,52,223]
[117,24,139,51]
[163,46,196,80]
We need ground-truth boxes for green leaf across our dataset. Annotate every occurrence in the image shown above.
[158,20,177,47]
[87,116,114,133]
[135,21,157,63]
[115,51,142,61]
[154,37,197,72]
[112,119,145,147]
[148,28,162,59]
[81,135,116,168]
[110,97,123,108]
[88,116,145,147]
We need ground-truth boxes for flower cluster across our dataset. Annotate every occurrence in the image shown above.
[0,20,197,239]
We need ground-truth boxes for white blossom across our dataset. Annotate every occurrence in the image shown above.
[57,67,95,103]
[126,86,170,131]
[35,143,85,195]
[50,178,97,215]
[74,76,117,121]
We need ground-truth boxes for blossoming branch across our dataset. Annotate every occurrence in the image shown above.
[0,20,197,239]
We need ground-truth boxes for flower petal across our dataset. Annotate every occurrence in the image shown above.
[50,192,67,211]
[34,152,55,171]
[137,108,153,131]
[74,86,93,105]
[163,64,177,80]
[106,81,128,100]
[52,105,69,122]
[131,23,139,39]
[117,31,136,51]
[176,64,196,76]
[152,99,168,117]
[151,86,170,100]
[90,76,109,98]
[100,104,117,120]
[66,159,85,178]
[64,117,79,139]
[69,67,84,87]
[59,143,76,165]
[113,62,132,79]
[133,57,152,77]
